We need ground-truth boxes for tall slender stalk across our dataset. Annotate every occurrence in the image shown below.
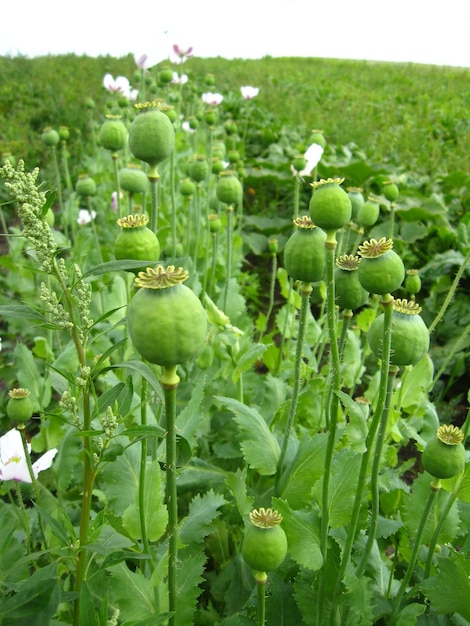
[138,376,152,565]
[223,205,234,312]
[160,365,180,626]
[389,480,441,622]
[329,294,394,616]
[317,233,342,622]
[149,176,160,233]
[255,571,267,626]
[275,281,312,494]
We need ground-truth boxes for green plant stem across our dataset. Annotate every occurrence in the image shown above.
[149,175,159,233]
[356,365,398,576]
[428,249,470,334]
[275,281,312,494]
[317,234,341,622]
[275,276,294,376]
[424,477,461,578]
[260,249,278,342]
[161,365,180,626]
[18,427,48,548]
[389,480,441,622]
[111,153,122,217]
[139,375,153,568]
[12,485,31,552]
[223,205,234,312]
[293,175,301,220]
[86,197,103,266]
[193,184,202,271]
[169,150,177,263]
[388,202,395,239]
[338,308,352,360]
[50,145,64,214]
[61,141,72,194]
[330,294,394,616]
[255,571,267,626]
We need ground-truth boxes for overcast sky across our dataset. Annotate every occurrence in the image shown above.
[2,0,469,68]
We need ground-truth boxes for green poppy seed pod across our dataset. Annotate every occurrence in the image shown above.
[180,178,197,197]
[357,196,380,228]
[75,174,97,197]
[211,158,225,175]
[228,150,240,164]
[59,126,70,141]
[164,107,178,123]
[205,108,218,126]
[98,116,127,152]
[213,142,226,160]
[114,214,160,273]
[284,215,327,283]
[7,388,34,424]
[128,102,175,178]
[188,116,199,130]
[383,181,399,202]
[118,164,149,195]
[348,187,365,221]
[268,238,279,254]
[85,98,95,110]
[422,425,466,479]
[357,238,405,295]
[159,68,174,84]
[309,177,352,233]
[42,127,60,147]
[189,155,210,183]
[242,508,288,572]
[224,119,238,135]
[368,299,429,366]
[405,269,421,296]
[216,170,243,205]
[293,155,307,173]
[205,73,216,86]
[310,129,326,148]
[335,255,369,310]
[209,213,222,233]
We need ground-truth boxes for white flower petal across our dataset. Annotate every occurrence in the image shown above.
[32,449,58,477]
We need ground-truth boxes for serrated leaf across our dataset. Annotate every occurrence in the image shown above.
[337,390,368,453]
[395,602,426,626]
[343,571,375,624]
[399,355,434,409]
[312,448,362,528]
[279,432,328,509]
[441,462,470,502]
[179,489,226,545]
[421,549,470,620]
[108,562,157,622]
[225,468,254,519]
[175,377,206,448]
[13,342,47,410]
[400,472,460,544]
[216,396,280,475]
[273,498,323,571]
[175,551,207,626]
[232,342,266,383]
[122,459,168,542]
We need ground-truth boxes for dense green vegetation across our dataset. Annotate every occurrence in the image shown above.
[1,53,469,173]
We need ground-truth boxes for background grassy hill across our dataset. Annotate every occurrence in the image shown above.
[1,53,469,174]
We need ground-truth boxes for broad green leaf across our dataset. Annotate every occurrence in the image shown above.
[175,551,207,626]
[343,571,374,625]
[225,468,254,519]
[99,442,141,514]
[265,572,304,625]
[441,463,470,502]
[0,563,59,619]
[216,395,280,475]
[273,498,323,571]
[179,489,226,545]
[421,549,470,620]
[400,472,460,544]
[279,432,328,509]
[399,355,434,410]
[79,581,99,626]
[337,390,368,452]
[0,304,47,322]
[108,562,158,622]
[175,377,206,448]
[313,448,362,528]
[232,342,266,383]
[13,342,47,410]
[395,602,426,626]
[122,459,168,542]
